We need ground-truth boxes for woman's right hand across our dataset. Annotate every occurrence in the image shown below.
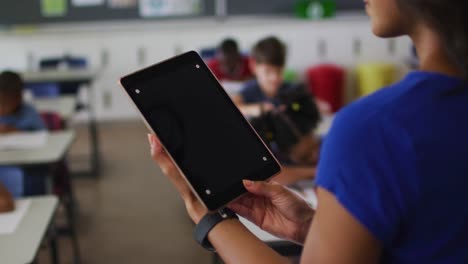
[228,180,314,245]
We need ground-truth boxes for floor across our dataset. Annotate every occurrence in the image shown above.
[38,121,212,263]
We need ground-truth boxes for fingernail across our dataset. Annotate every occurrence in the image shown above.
[147,134,152,144]
[243,179,253,187]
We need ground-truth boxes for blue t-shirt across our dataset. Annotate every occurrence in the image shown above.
[240,80,293,106]
[0,103,45,131]
[316,71,468,263]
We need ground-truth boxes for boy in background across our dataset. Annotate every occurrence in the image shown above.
[0,71,45,132]
[0,71,47,196]
[232,36,293,117]
[208,38,253,82]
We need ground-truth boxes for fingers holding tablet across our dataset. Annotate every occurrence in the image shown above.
[147,133,207,222]
[147,134,187,196]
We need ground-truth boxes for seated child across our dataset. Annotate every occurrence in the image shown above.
[250,85,321,185]
[207,38,253,82]
[0,182,14,213]
[0,71,47,196]
[232,36,293,117]
[0,71,46,132]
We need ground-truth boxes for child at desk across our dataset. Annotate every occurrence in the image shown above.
[0,71,46,132]
[0,71,47,196]
[232,36,294,117]
[207,38,253,82]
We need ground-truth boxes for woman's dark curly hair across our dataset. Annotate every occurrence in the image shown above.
[397,0,468,79]
[250,84,321,153]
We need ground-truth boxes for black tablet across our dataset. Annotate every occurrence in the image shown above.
[120,51,281,211]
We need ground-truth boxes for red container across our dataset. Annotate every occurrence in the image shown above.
[306,64,345,113]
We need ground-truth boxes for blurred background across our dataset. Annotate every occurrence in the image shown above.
[0,0,416,263]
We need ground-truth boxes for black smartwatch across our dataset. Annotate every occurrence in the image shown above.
[194,208,238,251]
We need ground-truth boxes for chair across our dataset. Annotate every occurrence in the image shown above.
[306,64,345,113]
[200,47,217,61]
[0,167,47,198]
[356,62,397,96]
[66,57,87,69]
[39,56,87,70]
[39,56,89,96]
[24,83,60,98]
[40,112,64,131]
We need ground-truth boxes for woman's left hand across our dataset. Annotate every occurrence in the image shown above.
[148,134,207,223]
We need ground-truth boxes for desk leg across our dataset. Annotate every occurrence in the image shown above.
[89,115,100,177]
[88,82,100,178]
[76,84,100,178]
[65,196,82,264]
[48,224,60,264]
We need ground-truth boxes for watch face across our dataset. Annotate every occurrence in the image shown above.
[219,211,229,219]
[220,208,237,218]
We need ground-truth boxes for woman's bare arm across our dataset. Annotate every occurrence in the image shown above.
[301,187,382,264]
[209,219,290,264]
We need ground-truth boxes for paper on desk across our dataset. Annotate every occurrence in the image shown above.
[315,114,335,138]
[0,131,48,150]
[0,199,31,235]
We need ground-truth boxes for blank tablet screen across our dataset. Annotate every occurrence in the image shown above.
[121,51,280,210]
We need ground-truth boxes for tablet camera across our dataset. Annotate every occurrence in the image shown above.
[196,64,200,69]
[263,156,268,161]
[205,189,212,195]
[135,89,141,94]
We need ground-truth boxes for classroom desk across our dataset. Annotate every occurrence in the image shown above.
[0,131,81,263]
[0,131,75,166]
[22,69,97,83]
[0,196,59,264]
[23,69,101,177]
[33,95,77,123]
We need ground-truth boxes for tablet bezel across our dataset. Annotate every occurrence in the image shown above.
[119,51,282,211]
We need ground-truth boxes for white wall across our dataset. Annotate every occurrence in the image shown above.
[0,15,412,121]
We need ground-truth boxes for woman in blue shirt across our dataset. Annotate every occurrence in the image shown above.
[148,0,468,262]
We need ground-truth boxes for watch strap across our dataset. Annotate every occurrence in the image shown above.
[193,208,238,251]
